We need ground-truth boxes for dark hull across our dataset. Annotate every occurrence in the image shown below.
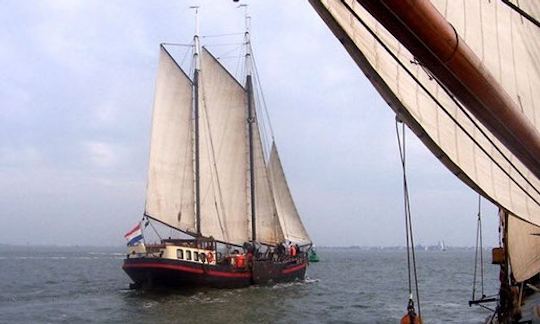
[123,257,307,289]
[252,259,307,285]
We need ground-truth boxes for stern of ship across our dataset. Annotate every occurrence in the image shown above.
[123,240,252,289]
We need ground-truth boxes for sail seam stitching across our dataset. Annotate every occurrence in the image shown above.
[344,0,540,206]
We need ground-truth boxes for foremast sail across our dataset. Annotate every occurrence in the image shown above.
[310,0,540,280]
[198,48,250,244]
[145,46,196,233]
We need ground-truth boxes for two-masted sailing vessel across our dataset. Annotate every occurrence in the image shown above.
[123,12,311,288]
[310,0,539,322]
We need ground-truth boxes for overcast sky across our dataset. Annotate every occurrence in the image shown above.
[0,0,499,247]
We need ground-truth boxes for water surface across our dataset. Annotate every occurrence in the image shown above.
[0,246,498,323]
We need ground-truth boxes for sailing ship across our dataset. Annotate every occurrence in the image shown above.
[123,11,311,289]
[438,241,446,252]
[309,0,539,322]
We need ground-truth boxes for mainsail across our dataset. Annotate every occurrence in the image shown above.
[198,47,249,245]
[310,0,539,280]
[269,143,311,244]
[145,46,196,233]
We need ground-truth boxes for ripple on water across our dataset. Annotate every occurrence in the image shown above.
[143,301,158,309]
[0,248,499,323]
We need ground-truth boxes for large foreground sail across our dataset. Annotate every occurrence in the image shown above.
[310,1,540,282]
[310,0,540,227]
[308,2,540,321]
[145,46,196,233]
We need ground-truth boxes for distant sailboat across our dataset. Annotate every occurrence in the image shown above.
[310,0,540,321]
[438,241,446,252]
[123,9,312,288]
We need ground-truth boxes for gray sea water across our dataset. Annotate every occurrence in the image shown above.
[0,246,498,323]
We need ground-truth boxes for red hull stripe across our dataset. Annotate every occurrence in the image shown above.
[123,262,251,279]
[282,263,306,274]
[206,270,251,278]
[124,262,203,274]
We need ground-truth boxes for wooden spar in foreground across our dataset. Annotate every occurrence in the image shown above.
[355,0,540,179]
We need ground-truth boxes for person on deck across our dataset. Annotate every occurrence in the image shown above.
[290,244,297,257]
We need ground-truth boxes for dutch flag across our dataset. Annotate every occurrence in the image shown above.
[124,223,143,246]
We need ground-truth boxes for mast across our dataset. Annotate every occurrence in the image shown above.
[190,6,202,236]
[242,5,257,242]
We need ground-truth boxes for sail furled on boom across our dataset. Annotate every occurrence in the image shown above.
[268,143,311,244]
[198,47,250,245]
[145,46,196,232]
[309,0,540,226]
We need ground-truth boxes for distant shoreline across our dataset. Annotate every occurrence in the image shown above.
[0,243,491,250]
[316,245,492,250]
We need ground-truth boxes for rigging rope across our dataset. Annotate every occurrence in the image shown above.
[204,42,245,47]
[146,216,163,241]
[215,45,242,61]
[160,42,193,47]
[501,0,540,28]
[179,42,194,69]
[395,119,422,321]
[251,46,275,142]
[201,32,244,38]
[472,194,486,301]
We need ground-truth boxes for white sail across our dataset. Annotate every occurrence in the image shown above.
[431,1,540,282]
[252,122,284,245]
[198,48,250,245]
[309,0,540,228]
[507,212,540,282]
[310,0,540,281]
[145,46,195,232]
[268,143,311,244]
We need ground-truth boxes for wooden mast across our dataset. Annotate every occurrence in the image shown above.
[191,6,202,236]
[242,6,257,242]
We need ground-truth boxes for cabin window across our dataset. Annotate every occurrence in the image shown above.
[177,249,184,260]
[193,252,199,262]
[186,250,192,261]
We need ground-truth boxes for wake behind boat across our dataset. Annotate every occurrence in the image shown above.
[123,8,311,289]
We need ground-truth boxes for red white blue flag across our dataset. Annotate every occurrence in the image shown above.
[124,223,143,246]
